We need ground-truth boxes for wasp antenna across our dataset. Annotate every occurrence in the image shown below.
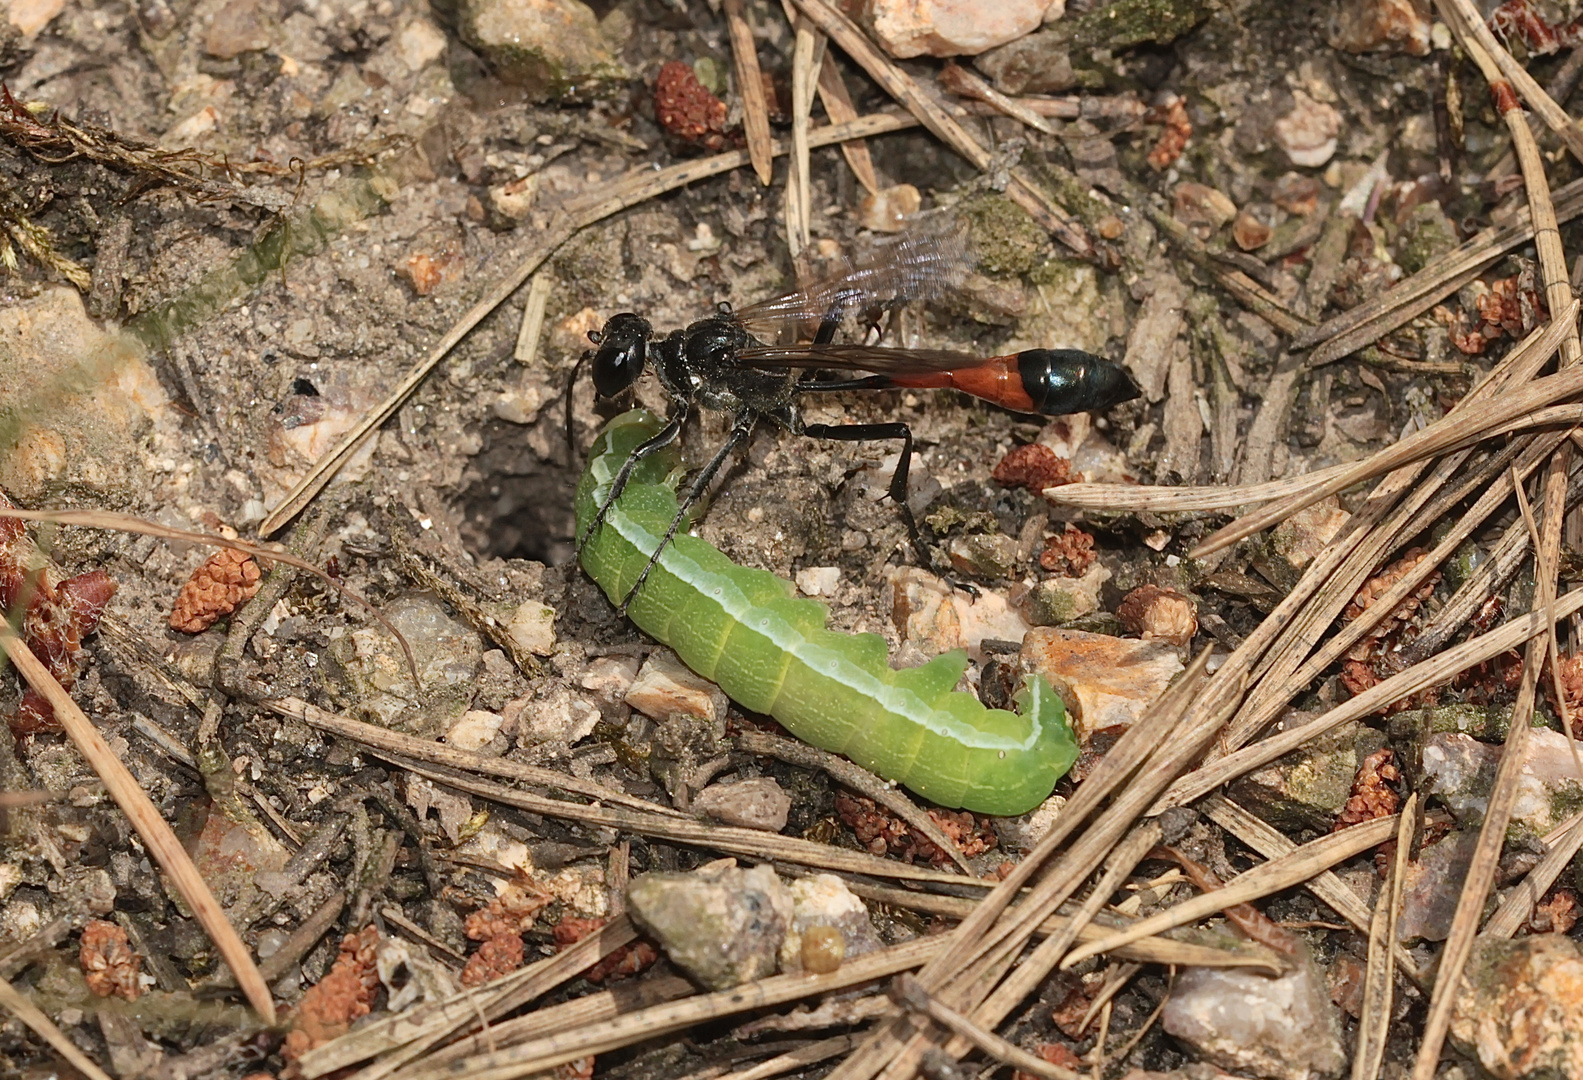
[564,350,591,467]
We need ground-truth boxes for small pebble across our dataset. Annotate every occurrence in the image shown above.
[795,566,842,597]
[626,649,726,723]
[1232,209,1273,251]
[1274,90,1342,168]
[800,926,845,974]
[626,863,792,990]
[857,183,922,233]
[693,777,792,832]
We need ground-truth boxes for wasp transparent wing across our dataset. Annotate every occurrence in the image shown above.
[733,226,974,338]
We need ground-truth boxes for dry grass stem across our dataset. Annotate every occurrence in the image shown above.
[0,629,276,1023]
[778,0,821,257]
[813,55,878,195]
[268,696,674,816]
[396,937,941,1080]
[1413,423,1572,1077]
[1163,587,1583,810]
[387,751,976,888]
[888,973,1078,1080]
[1044,460,1352,512]
[1200,796,1426,987]
[409,976,696,1077]
[1483,809,1583,939]
[1191,302,1580,557]
[937,62,1057,135]
[1350,797,1414,1080]
[1219,435,1557,754]
[723,0,775,186]
[1296,176,1583,363]
[724,1035,862,1080]
[788,0,1091,256]
[1444,4,1582,365]
[1436,0,1583,163]
[840,879,1284,973]
[301,916,640,1078]
[836,655,1224,1080]
[511,270,553,365]
[1062,814,1400,968]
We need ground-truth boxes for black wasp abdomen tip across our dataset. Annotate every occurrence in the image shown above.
[1020,349,1141,416]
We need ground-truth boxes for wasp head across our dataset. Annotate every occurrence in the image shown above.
[588,312,653,398]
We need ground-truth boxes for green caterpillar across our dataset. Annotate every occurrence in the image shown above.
[575,409,1077,816]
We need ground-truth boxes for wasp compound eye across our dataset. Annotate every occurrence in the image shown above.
[590,313,653,398]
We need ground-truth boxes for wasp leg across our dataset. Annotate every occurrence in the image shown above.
[576,405,690,556]
[618,411,758,614]
[798,420,932,565]
[812,286,866,345]
[563,350,591,467]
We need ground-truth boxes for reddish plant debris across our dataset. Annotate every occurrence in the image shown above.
[1145,95,1191,170]
[464,880,554,941]
[80,919,143,1001]
[1039,524,1095,576]
[836,791,911,856]
[1551,651,1583,733]
[552,915,659,981]
[1434,271,1546,354]
[1327,951,1368,1017]
[460,930,524,987]
[1471,593,1505,634]
[1455,649,1525,705]
[654,61,735,151]
[1232,209,1272,251]
[991,443,1073,492]
[284,926,381,1062]
[1047,974,1097,1039]
[1339,658,1437,715]
[1333,748,1401,830]
[170,548,263,632]
[1343,548,1440,658]
[1489,0,1583,54]
[1014,1041,1082,1080]
[928,808,998,861]
[834,792,996,866]
[1116,584,1198,646]
[986,859,1018,881]
[0,493,118,734]
[1526,887,1579,934]
[1339,546,1449,712]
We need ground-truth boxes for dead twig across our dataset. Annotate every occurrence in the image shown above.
[723,0,774,186]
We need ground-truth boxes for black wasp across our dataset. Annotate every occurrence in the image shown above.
[568,227,1140,606]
